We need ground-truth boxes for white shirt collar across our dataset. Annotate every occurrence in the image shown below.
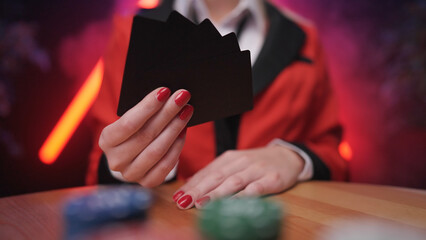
[174,0,267,37]
[173,0,268,64]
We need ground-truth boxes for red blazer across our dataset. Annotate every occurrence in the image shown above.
[88,0,348,184]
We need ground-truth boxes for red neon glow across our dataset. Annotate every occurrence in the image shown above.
[339,141,353,161]
[39,59,104,164]
[138,0,159,9]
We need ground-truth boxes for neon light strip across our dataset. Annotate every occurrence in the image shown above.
[39,59,104,164]
[339,141,353,161]
[138,0,159,9]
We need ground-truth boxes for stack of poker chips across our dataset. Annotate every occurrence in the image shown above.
[63,186,152,240]
[198,198,284,240]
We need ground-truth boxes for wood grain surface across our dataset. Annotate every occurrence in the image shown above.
[0,181,425,239]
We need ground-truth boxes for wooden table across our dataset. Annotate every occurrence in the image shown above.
[1,181,425,239]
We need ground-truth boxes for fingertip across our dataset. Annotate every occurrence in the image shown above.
[177,194,193,209]
[156,87,171,102]
[177,89,191,96]
[175,89,191,107]
[178,105,193,121]
[173,190,185,202]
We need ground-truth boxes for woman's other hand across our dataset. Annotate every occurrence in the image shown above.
[172,145,304,209]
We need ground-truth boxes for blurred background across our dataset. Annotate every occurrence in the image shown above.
[1,0,425,197]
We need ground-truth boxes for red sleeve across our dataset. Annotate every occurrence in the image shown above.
[238,24,348,181]
[300,25,348,181]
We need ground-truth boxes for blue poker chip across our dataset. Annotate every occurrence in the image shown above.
[63,185,152,239]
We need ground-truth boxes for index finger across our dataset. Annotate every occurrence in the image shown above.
[99,87,170,148]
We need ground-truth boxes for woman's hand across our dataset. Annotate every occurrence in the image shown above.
[99,87,193,187]
[172,145,305,209]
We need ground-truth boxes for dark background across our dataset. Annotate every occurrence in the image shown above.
[276,0,426,187]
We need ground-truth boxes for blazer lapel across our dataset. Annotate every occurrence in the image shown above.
[252,2,306,95]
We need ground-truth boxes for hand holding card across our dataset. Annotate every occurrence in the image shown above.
[99,87,192,187]
[117,11,253,126]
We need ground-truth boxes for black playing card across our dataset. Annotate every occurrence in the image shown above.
[117,11,253,126]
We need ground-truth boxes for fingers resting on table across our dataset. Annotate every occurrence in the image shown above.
[172,145,305,209]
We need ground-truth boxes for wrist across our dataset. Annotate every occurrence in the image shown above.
[268,144,304,175]
[267,139,314,181]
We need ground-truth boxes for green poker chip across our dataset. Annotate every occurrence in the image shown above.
[198,197,284,240]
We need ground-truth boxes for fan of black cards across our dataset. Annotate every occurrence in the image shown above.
[117,11,253,126]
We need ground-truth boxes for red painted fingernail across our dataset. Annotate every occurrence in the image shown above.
[178,127,187,139]
[177,195,192,209]
[173,190,184,202]
[196,196,210,207]
[179,105,193,120]
[175,90,191,107]
[156,87,171,102]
